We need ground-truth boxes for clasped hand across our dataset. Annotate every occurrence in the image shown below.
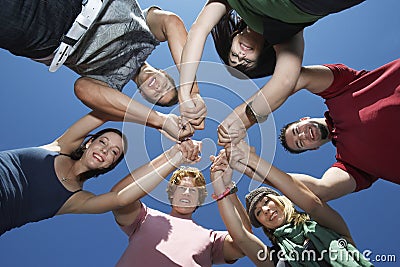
[179,94,207,132]
[217,113,247,146]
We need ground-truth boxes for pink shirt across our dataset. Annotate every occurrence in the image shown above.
[116,203,229,267]
[318,59,400,191]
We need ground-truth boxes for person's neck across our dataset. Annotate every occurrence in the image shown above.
[169,209,193,220]
[57,156,86,187]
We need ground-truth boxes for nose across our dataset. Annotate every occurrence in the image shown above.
[261,205,270,214]
[298,132,306,140]
[238,51,246,60]
[183,187,191,195]
[101,147,108,154]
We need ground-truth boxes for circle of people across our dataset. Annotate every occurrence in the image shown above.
[1,0,398,266]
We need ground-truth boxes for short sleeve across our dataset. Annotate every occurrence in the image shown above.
[142,6,161,20]
[317,64,360,99]
[331,161,378,192]
[119,202,147,237]
[210,230,232,264]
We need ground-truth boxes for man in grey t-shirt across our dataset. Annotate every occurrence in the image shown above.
[1,0,204,140]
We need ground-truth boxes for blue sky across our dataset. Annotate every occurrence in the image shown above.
[1,0,399,266]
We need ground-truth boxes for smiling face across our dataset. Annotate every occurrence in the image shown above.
[285,119,330,152]
[82,132,124,170]
[228,27,264,71]
[170,176,200,215]
[135,64,177,106]
[254,196,286,230]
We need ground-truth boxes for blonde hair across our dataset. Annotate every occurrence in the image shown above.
[166,167,208,205]
[262,195,309,244]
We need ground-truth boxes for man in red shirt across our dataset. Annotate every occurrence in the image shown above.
[279,58,400,201]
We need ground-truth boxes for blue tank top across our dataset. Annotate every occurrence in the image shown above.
[0,147,81,235]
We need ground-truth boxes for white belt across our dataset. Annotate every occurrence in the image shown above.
[49,0,103,72]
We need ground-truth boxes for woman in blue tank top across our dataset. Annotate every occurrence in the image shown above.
[0,111,200,236]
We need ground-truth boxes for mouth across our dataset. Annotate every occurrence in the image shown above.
[240,42,253,51]
[179,198,190,204]
[309,127,314,140]
[269,211,277,221]
[93,153,104,162]
[309,125,321,141]
[148,76,156,87]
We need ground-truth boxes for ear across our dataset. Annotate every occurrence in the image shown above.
[85,139,93,149]
[300,117,310,121]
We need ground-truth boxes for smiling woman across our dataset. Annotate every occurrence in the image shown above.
[210,143,373,266]
[0,111,201,236]
[0,111,129,235]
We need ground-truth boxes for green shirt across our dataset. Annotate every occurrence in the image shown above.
[227,0,322,34]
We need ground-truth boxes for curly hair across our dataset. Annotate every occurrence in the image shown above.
[166,167,208,206]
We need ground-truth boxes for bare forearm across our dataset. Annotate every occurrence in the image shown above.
[117,151,183,206]
[233,101,256,130]
[212,178,250,241]
[179,25,208,101]
[251,33,304,117]
[74,77,165,128]
[228,193,252,233]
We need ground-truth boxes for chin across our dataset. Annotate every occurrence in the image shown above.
[175,206,196,214]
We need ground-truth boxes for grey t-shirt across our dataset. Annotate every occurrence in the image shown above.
[66,0,160,91]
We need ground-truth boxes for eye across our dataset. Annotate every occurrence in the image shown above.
[231,51,238,57]
[112,150,118,156]
[244,59,252,64]
[190,188,196,193]
[177,186,185,191]
[100,140,106,145]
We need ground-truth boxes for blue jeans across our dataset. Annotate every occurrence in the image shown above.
[0,0,82,58]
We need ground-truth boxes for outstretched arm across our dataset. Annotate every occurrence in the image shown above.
[178,1,227,125]
[41,110,112,154]
[228,141,355,245]
[218,32,304,146]
[218,61,335,146]
[146,8,206,128]
[210,152,273,266]
[74,77,189,140]
[61,140,201,219]
[249,31,304,119]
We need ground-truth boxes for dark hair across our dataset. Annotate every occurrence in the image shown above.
[278,120,307,154]
[211,9,276,79]
[70,128,128,181]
